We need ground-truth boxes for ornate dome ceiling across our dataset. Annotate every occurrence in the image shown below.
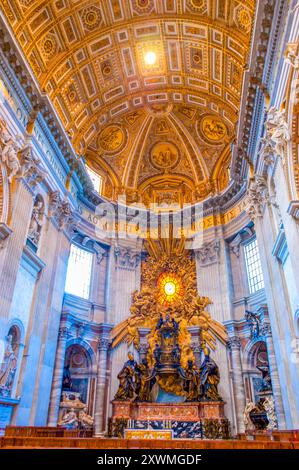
[2,0,256,206]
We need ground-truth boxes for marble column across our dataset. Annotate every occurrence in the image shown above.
[195,237,235,426]
[0,178,34,338]
[227,336,246,434]
[261,322,286,429]
[94,336,111,436]
[245,176,299,427]
[107,243,141,405]
[47,326,70,426]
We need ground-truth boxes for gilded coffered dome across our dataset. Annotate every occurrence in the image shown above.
[1,0,256,205]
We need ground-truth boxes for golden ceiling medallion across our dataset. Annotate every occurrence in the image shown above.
[150,142,179,170]
[98,125,127,154]
[199,116,227,144]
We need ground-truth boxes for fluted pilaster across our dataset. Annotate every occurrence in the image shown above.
[227,336,246,433]
[47,327,70,426]
[94,337,111,436]
[261,323,286,428]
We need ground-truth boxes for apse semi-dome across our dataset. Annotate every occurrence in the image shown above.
[2,0,255,205]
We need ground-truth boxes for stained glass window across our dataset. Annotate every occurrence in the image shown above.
[65,244,93,299]
[244,239,265,294]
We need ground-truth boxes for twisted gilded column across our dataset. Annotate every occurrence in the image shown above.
[261,323,286,428]
[227,336,246,433]
[94,337,110,436]
[47,327,70,426]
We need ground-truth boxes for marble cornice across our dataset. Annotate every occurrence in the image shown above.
[287,200,299,220]
[22,244,46,277]
[0,12,96,200]
[233,0,286,181]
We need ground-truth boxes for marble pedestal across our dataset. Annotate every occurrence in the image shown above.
[110,400,229,439]
[112,400,226,421]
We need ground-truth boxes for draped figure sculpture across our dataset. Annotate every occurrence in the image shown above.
[114,353,136,401]
[0,335,17,397]
[199,345,222,401]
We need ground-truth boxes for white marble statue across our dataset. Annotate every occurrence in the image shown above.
[78,406,94,428]
[284,46,299,69]
[28,198,44,246]
[263,396,278,430]
[0,119,21,182]
[58,408,78,429]
[0,335,17,397]
[266,107,290,160]
[243,400,256,431]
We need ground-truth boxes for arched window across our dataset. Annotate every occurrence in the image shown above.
[244,238,264,294]
[86,166,103,195]
[65,244,93,299]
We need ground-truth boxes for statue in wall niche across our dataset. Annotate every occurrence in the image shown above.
[0,335,17,397]
[245,310,260,339]
[78,406,94,428]
[58,408,78,429]
[266,107,290,159]
[27,197,44,246]
[257,363,272,392]
[184,359,200,402]
[0,119,21,182]
[199,344,222,401]
[62,364,73,391]
[243,400,256,431]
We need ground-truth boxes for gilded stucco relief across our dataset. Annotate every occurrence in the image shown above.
[1,0,256,204]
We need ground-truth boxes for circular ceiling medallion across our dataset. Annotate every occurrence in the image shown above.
[99,125,127,154]
[198,116,227,144]
[150,142,179,170]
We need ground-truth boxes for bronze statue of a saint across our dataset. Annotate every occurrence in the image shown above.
[135,359,156,402]
[114,353,136,401]
[199,346,222,401]
[184,360,200,402]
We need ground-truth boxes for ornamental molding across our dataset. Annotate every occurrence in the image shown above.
[48,190,78,232]
[260,322,272,338]
[287,200,299,221]
[81,236,108,265]
[229,227,254,258]
[114,246,141,270]
[258,107,291,167]
[195,239,221,266]
[245,175,269,221]
[58,326,71,340]
[284,43,299,70]
[19,145,47,189]
[98,338,111,352]
[227,336,242,350]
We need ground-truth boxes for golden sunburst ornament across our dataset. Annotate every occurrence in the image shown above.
[157,272,183,304]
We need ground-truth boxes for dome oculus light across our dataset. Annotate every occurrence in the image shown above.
[144,51,157,66]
